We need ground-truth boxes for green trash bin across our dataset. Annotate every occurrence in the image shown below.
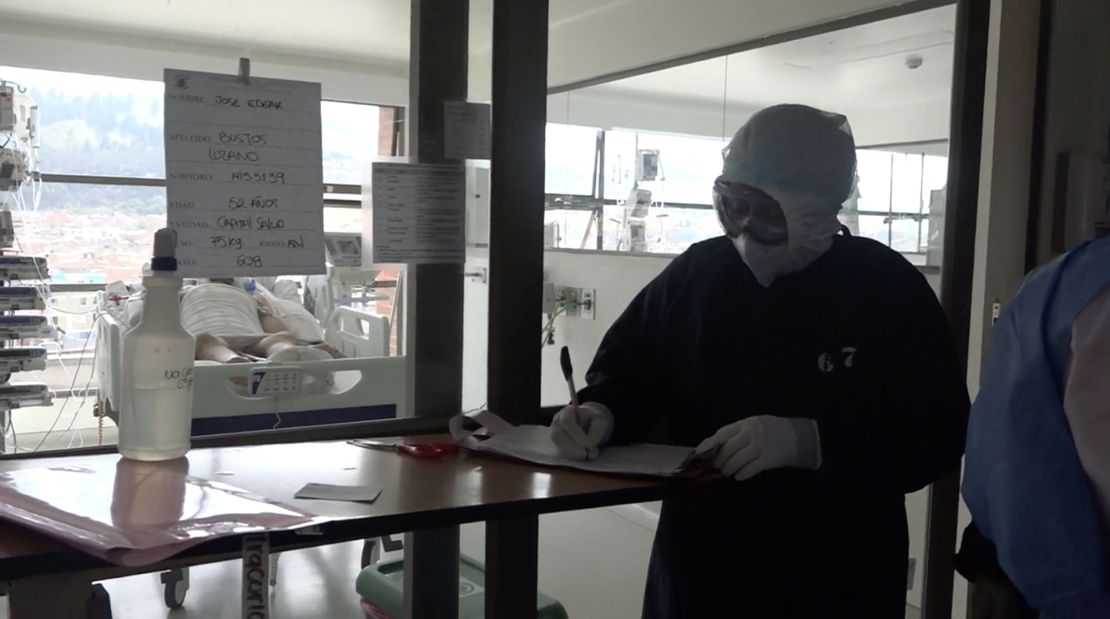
[356,553,569,619]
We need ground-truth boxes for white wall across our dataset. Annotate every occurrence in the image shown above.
[0,20,408,106]
[462,248,674,410]
[462,247,492,412]
[847,99,953,147]
[1033,0,1110,258]
[536,251,674,406]
[966,0,1041,396]
[548,88,951,146]
[548,90,757,139]
[468,0,939,93]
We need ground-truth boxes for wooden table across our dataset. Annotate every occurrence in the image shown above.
[0,437,698,618]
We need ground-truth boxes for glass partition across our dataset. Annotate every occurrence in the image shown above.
[546,5,955,271]
[540,6,958,617]
[1,62,405,453]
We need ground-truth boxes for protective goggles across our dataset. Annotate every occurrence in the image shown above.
[712,177,788,245]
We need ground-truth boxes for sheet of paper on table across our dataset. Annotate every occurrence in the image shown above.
[474,425,692,477]
[294,483,383,503]
[449,411,692,477]
[0,462,320,566]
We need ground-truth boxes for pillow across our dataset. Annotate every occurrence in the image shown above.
[268,296,325,342]
[255,284,324,342]
[271,279,302,304]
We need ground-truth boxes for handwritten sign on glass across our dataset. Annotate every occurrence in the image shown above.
[370,163,466,264]
[163,69,325,277]
[443,101,491,161]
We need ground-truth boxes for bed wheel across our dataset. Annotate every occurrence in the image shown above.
[160,568,189,609]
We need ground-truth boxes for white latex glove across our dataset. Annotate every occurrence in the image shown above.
[694,415,822,481]
[549,402,615,460]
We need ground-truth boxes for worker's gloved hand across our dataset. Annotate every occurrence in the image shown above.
[550,402,614,460]
[694,415,822,481]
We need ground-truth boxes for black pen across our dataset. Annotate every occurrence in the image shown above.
[559,346,580,426]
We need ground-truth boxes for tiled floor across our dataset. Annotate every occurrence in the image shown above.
[0,541,368,619]
[103,541,369,619]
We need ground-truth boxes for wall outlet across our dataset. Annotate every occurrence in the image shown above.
[555,285,580,318]
[549,286,596,320]
[579,288,595,320]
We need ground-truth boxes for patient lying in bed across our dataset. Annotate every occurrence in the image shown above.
[179,278,336,363]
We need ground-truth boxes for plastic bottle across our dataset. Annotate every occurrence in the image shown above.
[118,228,195,461]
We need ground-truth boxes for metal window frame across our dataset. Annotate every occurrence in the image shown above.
[38,173,363,196]
[543,127,951,257]
[854,144,951,254]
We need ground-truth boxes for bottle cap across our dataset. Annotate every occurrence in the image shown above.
[151,228,178,272]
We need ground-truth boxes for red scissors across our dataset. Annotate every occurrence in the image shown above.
[349,439,459,459]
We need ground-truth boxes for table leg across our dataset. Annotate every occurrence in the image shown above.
[404,526,459,619]
[8,573,96,618]
[485,515,538,619]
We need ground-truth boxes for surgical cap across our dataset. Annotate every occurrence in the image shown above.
[722,104,857,206]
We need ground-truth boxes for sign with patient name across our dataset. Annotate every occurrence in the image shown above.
[370,162,465,264]
[163,68,325,277]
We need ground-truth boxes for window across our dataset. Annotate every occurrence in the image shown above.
[2,65,399,280]
[1,65,402,395]
[604,129,724,205]
[545,124,729,254]
[543,127,948,261]
[321,100,383,185]
[847,144,948,266]
[1,67,165,179]
[544,206,597,250]
[546,124,598,196]
[17,184,167,283]
[323,205,363,233]
[601,204,721,254]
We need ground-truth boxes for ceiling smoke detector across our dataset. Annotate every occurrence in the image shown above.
[905,54,924,70]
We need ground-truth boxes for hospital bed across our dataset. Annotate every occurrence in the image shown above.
[94,285,406,437]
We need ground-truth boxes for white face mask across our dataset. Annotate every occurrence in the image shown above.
[730,186,842,287]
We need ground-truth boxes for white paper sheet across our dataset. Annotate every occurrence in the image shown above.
[163,68,325,277]
[443,101,491,160]
[370,162,466,264]
[449,411,692,477]
[294,483,383,503]
[0,461,320,566]
[471,425,692,477]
